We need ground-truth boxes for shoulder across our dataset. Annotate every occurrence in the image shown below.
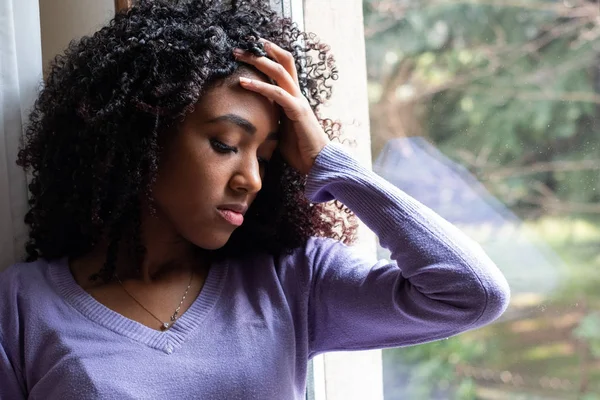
[0,260,53,345]
[278,236,358,276]
[237,237,358,290]
[265,237,338,279]
[279,236,342,263]
[0,259,62,340]
[0,259,58,313]
[303,236,347,258]
[305,236,370,264]
[0,259,53,293]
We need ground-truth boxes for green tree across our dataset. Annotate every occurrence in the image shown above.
[383,336,484,399]
[364,0,600,219]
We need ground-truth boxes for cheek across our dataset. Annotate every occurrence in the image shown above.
[155,166,216,211]
[153,141,216,210]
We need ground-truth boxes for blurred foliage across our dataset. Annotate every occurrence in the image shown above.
[364,0,600,218]
[382,336,486,399]
[573,312,600,358]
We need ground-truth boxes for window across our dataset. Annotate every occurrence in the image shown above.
[364,1,600,398]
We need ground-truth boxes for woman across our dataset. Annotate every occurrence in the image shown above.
[0,0,510,398]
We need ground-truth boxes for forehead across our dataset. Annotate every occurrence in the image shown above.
[192,69,280,128]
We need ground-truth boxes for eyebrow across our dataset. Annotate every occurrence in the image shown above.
[207,114,279,140]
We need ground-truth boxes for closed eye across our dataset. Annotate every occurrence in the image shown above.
[210,139,238,154]
[211,139,270,168]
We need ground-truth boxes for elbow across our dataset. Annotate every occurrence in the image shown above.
[453,239,511,329]
[470,263,511,329]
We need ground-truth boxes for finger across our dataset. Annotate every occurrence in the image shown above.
[233,49,301,97]
[238,77,307,121]
[258,39,299,87]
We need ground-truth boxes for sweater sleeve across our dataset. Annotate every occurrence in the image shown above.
[304,142,510,356]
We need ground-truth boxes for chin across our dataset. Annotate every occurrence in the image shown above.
[188,230,234,251]
[199,241,229,251]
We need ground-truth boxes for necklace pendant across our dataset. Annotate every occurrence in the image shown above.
[161,322,170,330]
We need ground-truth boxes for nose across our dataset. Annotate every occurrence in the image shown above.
[230,155,263,194]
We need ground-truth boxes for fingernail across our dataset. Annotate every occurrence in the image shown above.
[233,48,244,57]
[239,77,252,85]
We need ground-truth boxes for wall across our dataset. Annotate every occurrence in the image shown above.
[39,0,114,76]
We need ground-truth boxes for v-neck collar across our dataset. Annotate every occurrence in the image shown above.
[49,257,228,354]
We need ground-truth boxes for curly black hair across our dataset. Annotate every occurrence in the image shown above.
[17,0,357,282]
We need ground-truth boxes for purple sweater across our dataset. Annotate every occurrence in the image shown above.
[0,143,510,399]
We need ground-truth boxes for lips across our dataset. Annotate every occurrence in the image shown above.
[217,204,248,226]
[218,203,248,214]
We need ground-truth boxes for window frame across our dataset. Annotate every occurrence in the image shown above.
[114,0,132,13]
[297,0,384,399]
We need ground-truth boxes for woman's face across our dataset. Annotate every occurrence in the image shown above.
[152,69,280,250]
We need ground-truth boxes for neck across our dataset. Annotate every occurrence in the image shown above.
[72,208,208,287]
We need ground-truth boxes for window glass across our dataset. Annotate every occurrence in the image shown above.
[364,1,600,398]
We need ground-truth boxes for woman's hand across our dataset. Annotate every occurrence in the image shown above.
[233,39,330,175]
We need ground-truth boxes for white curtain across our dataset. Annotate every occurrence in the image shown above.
[0,0,42,271]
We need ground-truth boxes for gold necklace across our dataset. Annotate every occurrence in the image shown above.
[114,270,194,331]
